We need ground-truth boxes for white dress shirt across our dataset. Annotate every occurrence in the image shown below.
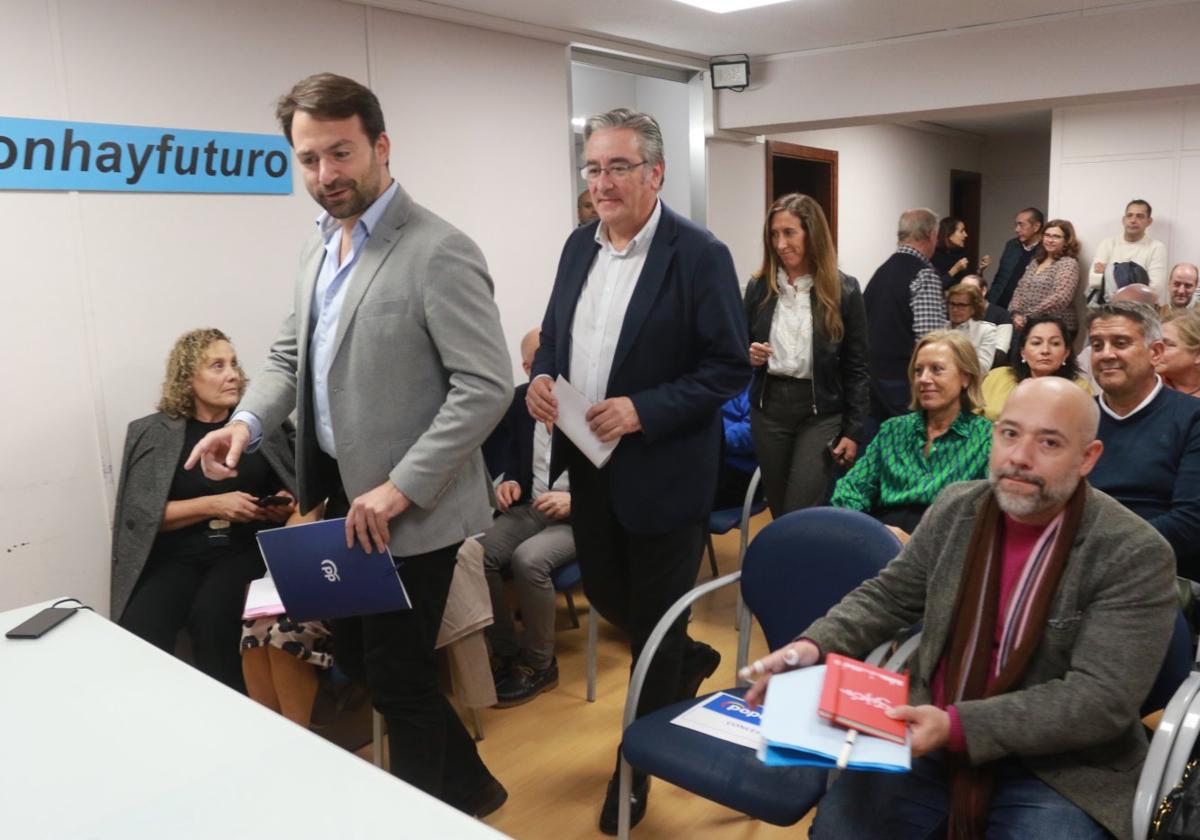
[767,269,814,379]
[531,422,569,498]
[568,200,663,402]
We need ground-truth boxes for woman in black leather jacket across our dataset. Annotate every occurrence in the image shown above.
[744,193,871,517]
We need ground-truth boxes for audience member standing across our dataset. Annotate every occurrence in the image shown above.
[1165,262,1199,315]
[1088,199,1168,303]
[1087,301,1200,578]
[981,315,1092,421]
[744,193,870,517]
[525,108,749,833]
[186,74,511,816]
[1160,311,1200,397]
[932,216,990,289]
[864,208,946,426]
[1009,219,1083,334]
[988,207,1043,310]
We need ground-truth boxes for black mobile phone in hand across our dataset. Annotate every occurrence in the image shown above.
[256,494,291,507]
[6,607,77,639]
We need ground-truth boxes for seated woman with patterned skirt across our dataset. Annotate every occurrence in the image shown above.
[832,330,991,537]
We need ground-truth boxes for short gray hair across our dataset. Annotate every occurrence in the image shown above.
[584,108,665,169]
[898,208,938,244]
[1086,300,1163,344]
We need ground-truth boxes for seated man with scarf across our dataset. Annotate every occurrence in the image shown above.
[744,376,1176,840]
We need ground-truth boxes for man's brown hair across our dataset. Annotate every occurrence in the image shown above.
[275,73,386,146]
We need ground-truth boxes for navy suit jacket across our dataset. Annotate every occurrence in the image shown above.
[531,203,750,534]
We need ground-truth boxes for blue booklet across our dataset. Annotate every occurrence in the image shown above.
[758,666,911,773]
[255,518,411,622]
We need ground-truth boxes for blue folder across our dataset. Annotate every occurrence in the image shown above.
[255,518,411,622]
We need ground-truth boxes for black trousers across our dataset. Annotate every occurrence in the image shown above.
[567,451,705,721]
[119,544,264,693]
[322,460,490,805]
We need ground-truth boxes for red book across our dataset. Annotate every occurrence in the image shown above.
[817,653,909,745]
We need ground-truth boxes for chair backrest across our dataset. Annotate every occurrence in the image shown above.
[741,507,902,651]
[1142,610,1195,717]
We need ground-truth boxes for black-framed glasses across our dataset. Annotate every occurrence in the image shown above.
[580,161,649,182]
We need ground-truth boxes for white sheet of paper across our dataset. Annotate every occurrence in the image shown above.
[670,691,764,750]
[242,575,286,620]
[552,375,618,468]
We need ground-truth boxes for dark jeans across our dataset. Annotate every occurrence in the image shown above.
[567,452,705,721]
[119,544,265,692]
[811,751,1112,839]
[749,376,842,518]
[331,542,491,805]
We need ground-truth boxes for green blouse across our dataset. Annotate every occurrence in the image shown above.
[831,410,992,513]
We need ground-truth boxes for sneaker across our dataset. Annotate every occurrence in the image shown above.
[494,658,559,708]
[599,773,650,835]
[677,640,721,701]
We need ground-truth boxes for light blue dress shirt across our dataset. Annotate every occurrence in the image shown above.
[233,180,399,456]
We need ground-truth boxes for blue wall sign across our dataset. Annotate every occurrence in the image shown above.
[0,116,292,194]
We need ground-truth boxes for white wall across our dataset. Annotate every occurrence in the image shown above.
[706,124,981,287]
[718,2,1200,133]
[978,131,1051,273]
[1048,95,1200,295]
[0,0,573,613]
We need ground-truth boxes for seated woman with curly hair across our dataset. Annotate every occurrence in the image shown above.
[111,328,298,693]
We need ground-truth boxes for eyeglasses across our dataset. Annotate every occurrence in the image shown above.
[947,301,974,309]
[580,161,649,181]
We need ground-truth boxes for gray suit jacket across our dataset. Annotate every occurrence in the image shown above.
[238,183,511,557]
[803,480,1176,840]
[109,412,296,621]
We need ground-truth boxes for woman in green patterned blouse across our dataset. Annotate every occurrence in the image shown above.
[831,330,991,538]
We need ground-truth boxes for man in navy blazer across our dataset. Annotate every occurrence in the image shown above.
[527,108,750,832]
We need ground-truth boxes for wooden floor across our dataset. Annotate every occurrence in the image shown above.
[458,511,813,840]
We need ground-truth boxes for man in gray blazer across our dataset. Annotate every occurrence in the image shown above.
[187,74,511,816]
[745,378,1176,840]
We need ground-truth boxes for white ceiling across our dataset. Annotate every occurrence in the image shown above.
[363,0,1169,59]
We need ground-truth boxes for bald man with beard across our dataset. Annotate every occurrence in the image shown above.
[745,378,1175,840]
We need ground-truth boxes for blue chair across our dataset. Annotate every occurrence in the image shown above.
[616,507,902,837]
[704,468,766,579]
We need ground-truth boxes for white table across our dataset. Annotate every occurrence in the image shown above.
[0,600,508,840]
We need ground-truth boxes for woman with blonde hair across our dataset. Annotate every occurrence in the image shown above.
[1160,311,1200,397]
[832,330,991,537]
[111,328,298,693]
[743,193,870,517]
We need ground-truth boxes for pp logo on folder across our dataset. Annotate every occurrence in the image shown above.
[320,559,341,583]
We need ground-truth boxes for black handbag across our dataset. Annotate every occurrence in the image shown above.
[1154,760,1200,839]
